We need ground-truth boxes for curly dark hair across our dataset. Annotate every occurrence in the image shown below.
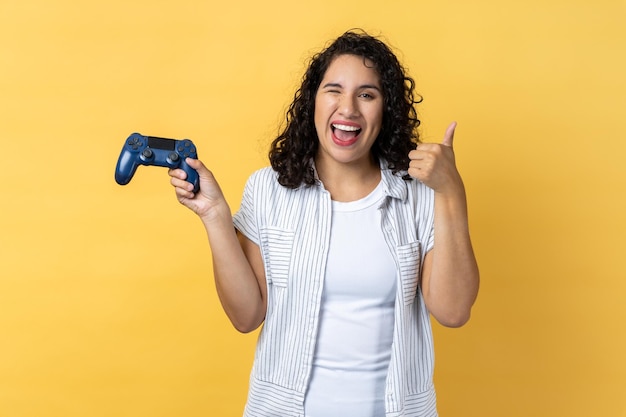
[269,29,422,188]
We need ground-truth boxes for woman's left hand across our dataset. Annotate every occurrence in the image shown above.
[408,121,463,195]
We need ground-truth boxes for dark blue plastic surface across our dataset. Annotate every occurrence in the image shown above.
[115,133,200,193]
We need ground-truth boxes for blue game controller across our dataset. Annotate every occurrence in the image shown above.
[115,133,200,193]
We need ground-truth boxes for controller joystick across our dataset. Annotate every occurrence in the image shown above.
[115,133,200,193]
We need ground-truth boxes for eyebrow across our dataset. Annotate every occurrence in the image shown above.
[321,82,381,91]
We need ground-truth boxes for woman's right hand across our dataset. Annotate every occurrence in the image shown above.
[169,158,229,222]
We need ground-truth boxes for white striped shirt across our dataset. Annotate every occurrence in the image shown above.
[233,161,437,417]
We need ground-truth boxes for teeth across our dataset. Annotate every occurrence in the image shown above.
[332,124,360,132]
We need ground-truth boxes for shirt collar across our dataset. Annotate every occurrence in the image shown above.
[311,158,408,202]
[379,159,408,202]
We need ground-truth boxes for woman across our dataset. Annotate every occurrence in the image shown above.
[170,30,479,417]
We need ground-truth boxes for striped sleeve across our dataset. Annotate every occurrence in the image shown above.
[233,169,262,246]
[415,181,435,254]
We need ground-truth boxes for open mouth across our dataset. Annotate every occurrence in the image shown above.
[332,123,361,144]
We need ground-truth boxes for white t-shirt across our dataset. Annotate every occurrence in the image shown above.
[305,180,397,417]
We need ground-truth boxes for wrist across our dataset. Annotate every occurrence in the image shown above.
[434,180,466,202]
[199,199,232,226]
[434,183,469,221]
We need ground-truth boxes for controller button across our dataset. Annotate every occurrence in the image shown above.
[130,138,143,150]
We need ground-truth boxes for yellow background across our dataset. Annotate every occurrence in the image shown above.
[1,0,625,416]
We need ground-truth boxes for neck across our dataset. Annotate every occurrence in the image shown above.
[315,156,381,202]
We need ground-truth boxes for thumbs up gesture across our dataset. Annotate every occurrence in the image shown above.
[408,122,464,194]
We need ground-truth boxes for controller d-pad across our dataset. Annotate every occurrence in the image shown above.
[128,137,143,150]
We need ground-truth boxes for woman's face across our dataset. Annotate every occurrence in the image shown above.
[314,54,383,169]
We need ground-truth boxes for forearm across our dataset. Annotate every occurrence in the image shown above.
[423,187,479,327]
[200,205,266,333]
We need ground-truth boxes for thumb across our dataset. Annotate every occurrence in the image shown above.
[185,158,213,180]
[442,121,457,148]
[186,157,207,173]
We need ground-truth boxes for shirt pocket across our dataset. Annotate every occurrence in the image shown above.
[396,241,422,305]
[259,226,295,288]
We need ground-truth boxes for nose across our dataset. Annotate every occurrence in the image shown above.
[338,94,359,118]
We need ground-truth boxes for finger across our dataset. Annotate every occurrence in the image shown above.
[175,185,196,200]
[171,175,195,192]
[408,149,421,160]
[168,168,187,180]
[442,121,457,148]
